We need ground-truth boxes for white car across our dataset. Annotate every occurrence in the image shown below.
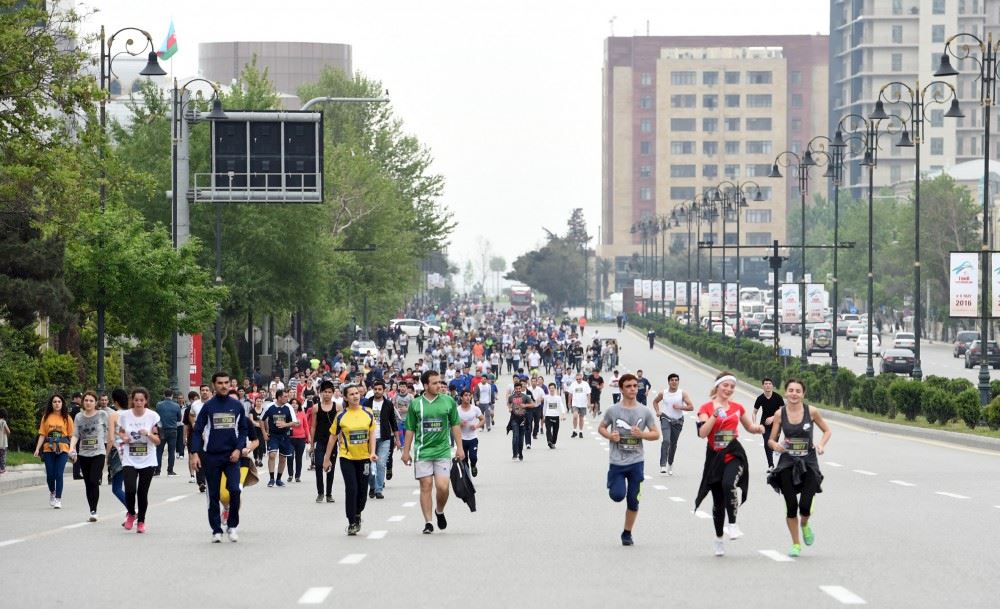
[758,323,775,340]
[892,332,916,350]
[853,334,881,357]
[710,323,736,338]
[845,322,865,340]
[389,318,441,337]
[350,340,379,357]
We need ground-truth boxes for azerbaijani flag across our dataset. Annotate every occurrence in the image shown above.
[157,19,177,60]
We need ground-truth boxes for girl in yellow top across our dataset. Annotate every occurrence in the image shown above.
[33,394,74,509]
[323,385,376,536]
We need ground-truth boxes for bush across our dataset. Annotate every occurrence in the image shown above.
[985,396,1000,430]
[833,368,856,409]
[990,380,1000,401]
[924,375,951,391]
[873,383,892,417]
[947,378,975,395]
[954,389,981,429]
[889,379,923,421]
[923,387,956,425]
[850,378,876,412]
[37,350,80,389]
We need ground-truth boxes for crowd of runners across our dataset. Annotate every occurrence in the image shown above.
[24,299,830,557]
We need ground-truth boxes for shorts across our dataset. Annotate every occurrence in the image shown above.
[590,395,601,406]
[413,458,452,479]
[574,406,587,417]
[267,435,293,456]
[607,461,645,511]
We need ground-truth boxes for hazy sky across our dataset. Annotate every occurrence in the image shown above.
[80,0,829,277]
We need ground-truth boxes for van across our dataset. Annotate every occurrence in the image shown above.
[805,325,833,356]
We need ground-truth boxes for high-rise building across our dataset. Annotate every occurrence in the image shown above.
[601,35,828,291]
[830,0,999,192]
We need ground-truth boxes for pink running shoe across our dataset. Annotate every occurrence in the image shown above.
[123,514,136,530]
[136,522,146,534]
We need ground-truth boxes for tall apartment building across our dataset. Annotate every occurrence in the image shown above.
[601,35,828,291]
[830,0,1000,191]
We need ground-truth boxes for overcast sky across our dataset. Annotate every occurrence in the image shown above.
[80,0,829,278]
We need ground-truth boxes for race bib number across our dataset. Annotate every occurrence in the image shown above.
[273,414,286,425]
[348,429,368,445]
[81,436,99,449]
[785,438,810,457]
[213,413,237,430]
[618,435,641,451]
[422,418,445,434]
[130,442,149,456]
[713,429,735,450]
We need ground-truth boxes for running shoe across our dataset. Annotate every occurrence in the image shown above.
[713,539,725,557]
[189,476,195,484]
[167,471,177,476]
[668,467,673,476]
[212,533,223,543]
[660,467,667,474]
[802,524,815,546]
[89,511,97,523]
[49,492,55,507]
[123,514,136,530]
[287,476,293,483]
[726,524,744,540]
[267,479,275,488]
[525,444,531,450]
[435,511,448,530]
[518,455,523,461]
[369,489,375,499]
[295,478,301,483]
[326,495,334,503]
[227,527,239,542]
[788,543,801,557]
[53,498,61,509]
[422,522,434,534]
[386,470,393,480]
[548,443,555,449]
[512,456,518,461]
[275,479,285,488]
[198,483,206,493]
[571,432,577,438]
[347,522,359,536]
[375,492,384,499]
[471,465,478,477]
[621,531,634,546]
[136,522,146,534]
[315,494,324,503]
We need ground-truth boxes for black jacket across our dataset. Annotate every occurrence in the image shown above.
[694,440,750,511]
[450,458,477,512]
[362,396,398,443]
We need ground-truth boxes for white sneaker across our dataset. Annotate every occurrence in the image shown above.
[212,533,223,543]
[53,499,62,509]
[660,467,667,474]
[49,495,55,508]
[89,512,98,522]
[714,538,725,556]
[227,527,239,542]
[667,467,673,476]
[727,523,744,540]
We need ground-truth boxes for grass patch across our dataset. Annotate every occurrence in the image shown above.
[5,451,42,467]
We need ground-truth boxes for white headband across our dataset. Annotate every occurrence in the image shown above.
[714,375,737,388]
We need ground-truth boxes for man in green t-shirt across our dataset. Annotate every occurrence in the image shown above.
[403,370,463,534]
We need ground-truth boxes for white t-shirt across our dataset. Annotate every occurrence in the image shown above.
[610,376,621,396]
[458,405,483,441]
[659,388,686,421]
[476,382,494,405]
[369,398,385,419]
[568,381,590,409]
[527,352,541,368]
[531,386,546,408]
[117,409,161,469]
[544,394,566,417]
[190,400,204,420]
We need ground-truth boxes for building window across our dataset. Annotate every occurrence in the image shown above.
[670,141,696,154]
[670,118,696,131]
[725,141,740,154]
[890,165,902,183]
[931,137,944,154]
[670,186,696,200]
[932,25,946,43]
[640,72,653,86]
[747,71,773,84]
[745,209,772,223]
[639,96,654,109]
[671,94,696,108]
[703,141,719,155]
[790,71,802,85]
[640,118,653,133]
[724,164,740,179]
[791,93,804,108]
[932,0,945,14]
[746,140,773,154]
[725,71,740,84]
[746,232,772,245]
[746,163,772,177]
[891,53,903,71]
[639,187,653,201]
[725,117,741,131]
[703,71,719,85]
[703,94,718,109]
[703,164,718,178]
[791,118,802,132]
[758,186,773,200]
[892,0,903,14]
[703,117,718,132]
[930,109,944,127]
[639,165,652,178]
[957,136,965,155]
[670,164,697,178]
[892,25,904,43]
[670,71,696,85]
[746,118,773,131]
[725,94,741,108]
[640,141,653,155]
[747,94,772,108]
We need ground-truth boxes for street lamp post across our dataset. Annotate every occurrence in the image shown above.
[97,26,166,394]
[871,80,963,381]
[713,181,764,337]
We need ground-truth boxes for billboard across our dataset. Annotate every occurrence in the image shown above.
[781,284,800,324]
[950,252,978,318]
[708,283,723,313]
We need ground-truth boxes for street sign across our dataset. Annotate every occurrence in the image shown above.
[778,348,791,357]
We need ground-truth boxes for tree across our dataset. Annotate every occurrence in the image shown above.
[489,255,506,297]
[507,209,592,310]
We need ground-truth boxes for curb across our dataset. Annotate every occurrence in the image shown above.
[625,324,1000,454]
[0,471,48,493]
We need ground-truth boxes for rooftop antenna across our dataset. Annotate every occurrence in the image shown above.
[609,16,616,36]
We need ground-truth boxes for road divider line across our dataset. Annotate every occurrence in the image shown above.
[889,480,915,487]
[402,502,416,507]
[298,587,333,604]
[759,550,795,562]
[61,522,89,530]
[935,491,970,499]
[411,489,420,495]
[165,494,190,502]
[693,510,711,519]
[819,585,866,605]
[852,469,877,476]
[825,461,844,467]
[653,485,668,490]
[339,553,366,565]
[0,539,24,548]
[669,497,685,502]
[367,530,388,540]
[387,515,405,522]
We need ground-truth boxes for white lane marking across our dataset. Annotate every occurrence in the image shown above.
[0,539,24,547]
[825,461,844,468]
[402,501,416,507]
[852,469,877,476]
[889,480,916,487]
[669,496,685,502]
[339,553,367,565]
[411,489,420,495]
[936,491,970,499]
[819,585,866,605]
[387,515,405,522]
[603,448,610,451]
[759,550,795,562]
[367,530,388,540]
[61,522,89,530]
[298,587,333,605]
[653,485,668,490]
[165,494,190,502]
[693,510,711,519]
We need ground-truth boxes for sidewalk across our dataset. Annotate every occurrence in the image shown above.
[1,463,73,494]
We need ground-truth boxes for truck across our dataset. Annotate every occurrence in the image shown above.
[510,285,534,313]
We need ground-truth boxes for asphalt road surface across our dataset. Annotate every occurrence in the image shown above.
[1,325,997,608]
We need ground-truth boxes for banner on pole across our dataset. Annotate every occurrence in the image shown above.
[675,282,687,306]
[993,253,1000,317]
[652,280,663,301]
[949,252,978,318]
[806,283,826,322]
[725,283,738,314]
[634,278,643,298]
[708,283,722,313]
[781,284,800,324]
[642,279,653,299]
[664,281,676,302]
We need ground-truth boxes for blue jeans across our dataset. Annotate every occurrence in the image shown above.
[511,415,527,458]
[42,452,69,498]
[370,439,391,492]
[111,471,127,507]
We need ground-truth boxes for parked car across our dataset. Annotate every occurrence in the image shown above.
[953,330,980,358]
[711,323,736,338]
[389,318,441,337]
[350,340,379,357]
[892,332,916,350]
[758,323,775,340]
[743,316,762,338]
[964,340,1000,369]
[880,348,915,375]
[805,325,834,356]
[853,334,880,357]
[845,322,865,340]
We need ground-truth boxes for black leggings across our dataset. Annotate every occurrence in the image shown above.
[340,458,369,525]
[778,467,819,518]
[708,459,744,538]
[123,466,154,521]
[78,454,105,512]
[289,438,306,479]
[314,439,335,496]
[545,416,560,445]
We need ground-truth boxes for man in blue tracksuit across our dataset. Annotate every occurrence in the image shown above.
[190,371,249,542]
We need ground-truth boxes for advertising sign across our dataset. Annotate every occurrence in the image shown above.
[806,283,826,322]
[652,280,663,301]
[725,283,738,314]
[664,280,676,302]
[642,279,653,299]
[993,253,1000,317]
[675,282,687,306]
[708,283,723,313]
[950,252,978,318]
[189,333,202,388]
[634,278,643,298]
[781,284,800,324]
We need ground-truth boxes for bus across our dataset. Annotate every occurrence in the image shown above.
[510,285,534,313]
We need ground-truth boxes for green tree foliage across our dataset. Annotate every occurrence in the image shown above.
[507,209,592,310]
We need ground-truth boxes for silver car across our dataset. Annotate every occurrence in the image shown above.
[892,332,915,350]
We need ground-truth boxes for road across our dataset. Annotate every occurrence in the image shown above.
[1,325,997,608]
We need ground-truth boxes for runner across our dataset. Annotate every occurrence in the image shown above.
[287,398,309,483]
[609,370,622,404]
[261,389,296,488]
[529,375,546,443]
[765,378,831,557]
[753,377,785,472]
[506,379,532,460]
[153,389,181,476]
[543,382,567,448]
[69,391,113,521]
[635,370,652,406]
[587,368,605,418]
[598,373,659,546]
[117,388,161,534]
[220,407,260,525]
[457,389,484,476]
[694,371,765,556]
[106,389,128,508]
[190,372,250,542]
[651,373,694,475]
[567,373,589,438]
[323,384,377,536]
[363,379,397,499]
[475,373,497,432]
[33,394,73,509]
[308,380,339,503]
